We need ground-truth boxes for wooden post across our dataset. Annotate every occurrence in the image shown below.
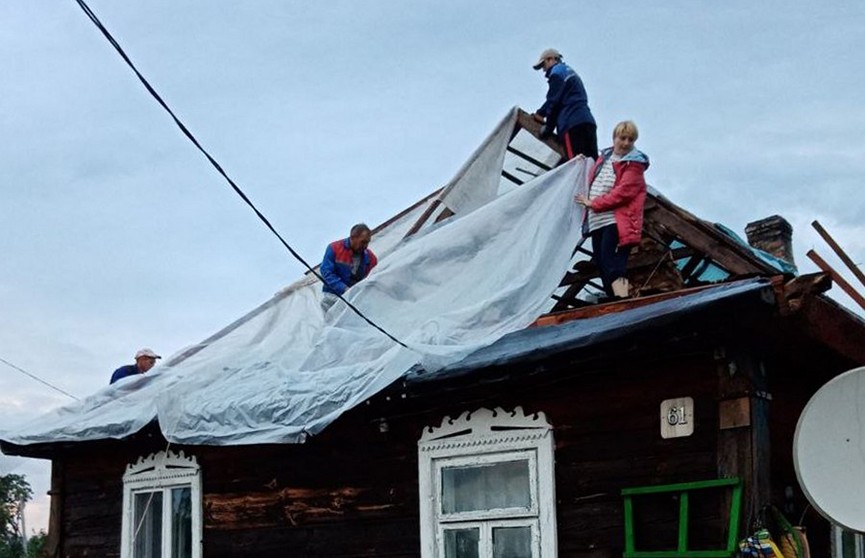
[811,220,865,289]
[44,459,64,557]
[717,347,771,538]
[806,249,865,312]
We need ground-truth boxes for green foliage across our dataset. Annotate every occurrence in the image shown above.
[0,474,36,558]
[26,531,46,557]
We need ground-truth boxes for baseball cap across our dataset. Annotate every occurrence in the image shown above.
[135,348,162,360]
[533,48,562,70]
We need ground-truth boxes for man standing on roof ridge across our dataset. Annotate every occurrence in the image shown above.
[109,348,161,384]
[320,223,378,312]
[531,48,598,160]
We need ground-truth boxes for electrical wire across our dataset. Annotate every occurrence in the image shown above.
[70,0,409,349]
[0,356,80,401]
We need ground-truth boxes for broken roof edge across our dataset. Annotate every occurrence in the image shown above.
[645,186,793,277]
[404,278,777,384]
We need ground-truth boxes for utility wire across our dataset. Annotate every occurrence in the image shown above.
[0,357,80,401]
[71,0,409,349]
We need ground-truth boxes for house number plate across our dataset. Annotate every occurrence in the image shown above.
[660,397,694,439]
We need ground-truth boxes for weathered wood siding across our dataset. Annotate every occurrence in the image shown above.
[49,350,727,558]
[44,327,856,558]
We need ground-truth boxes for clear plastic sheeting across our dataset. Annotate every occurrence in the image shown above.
[2,127,588,448]
[438,108,519,216]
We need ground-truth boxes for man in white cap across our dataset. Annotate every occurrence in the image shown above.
[109,348,161,384]
[531,48,598,160]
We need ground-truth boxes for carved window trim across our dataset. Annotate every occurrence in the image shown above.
[418,407,558,558]
[120,450,202,558]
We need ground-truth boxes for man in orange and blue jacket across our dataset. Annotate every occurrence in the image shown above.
[320,223,378,311]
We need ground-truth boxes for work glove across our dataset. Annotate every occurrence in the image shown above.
[539,123,553,139]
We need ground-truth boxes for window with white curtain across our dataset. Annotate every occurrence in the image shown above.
[121,450,202,558]
[418,407,557,558]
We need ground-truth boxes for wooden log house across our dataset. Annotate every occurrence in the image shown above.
[3,109,864,558]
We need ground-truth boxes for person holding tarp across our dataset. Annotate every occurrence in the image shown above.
[575,120,649,299]
[531,48,598,160]
[109,348,161,384]
[320,223,378,312]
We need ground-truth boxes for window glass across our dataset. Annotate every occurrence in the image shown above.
[444,528,480,558]
[442,460,530,514]
[133,491,163,558]
[171,487,193,558]
[493,526,532,558]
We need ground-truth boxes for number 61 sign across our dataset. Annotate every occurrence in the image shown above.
[660,397,694,438]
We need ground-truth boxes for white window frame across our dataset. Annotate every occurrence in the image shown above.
[832,524,864,558]
[418,406,557,558]
[121,450,202,558]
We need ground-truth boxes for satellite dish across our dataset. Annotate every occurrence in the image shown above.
[794,366,865,532]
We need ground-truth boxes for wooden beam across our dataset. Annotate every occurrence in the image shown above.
[781,272,832,314]
[644,197,773,276]
[501,169,525,185]
[371,187,442,237]
[812,220,865,289]
[806,249,865,312]
[679,255,707,283]
[536,283,721,326]
[403,198,442,239]
[45,459,64,557]
[514,109,565,158]
[433,206,455,224]
[505,145,553,172]
[716,349,771,541]
[558,246,694,288]
[795,293,865,364]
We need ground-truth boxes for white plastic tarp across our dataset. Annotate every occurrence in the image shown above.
[3,137,588,448]
[438,108,518,215]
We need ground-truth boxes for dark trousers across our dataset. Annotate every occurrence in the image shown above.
[591,224,629,296]
[563,123,598,160]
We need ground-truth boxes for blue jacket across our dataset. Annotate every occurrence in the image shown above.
[537,62,595,137]
[320,238,378,296]
[110,364,141,384]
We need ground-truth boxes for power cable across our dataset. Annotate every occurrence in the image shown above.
[0,356,80,401]
[70,0,409,349]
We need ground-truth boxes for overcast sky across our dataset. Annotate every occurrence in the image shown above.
[2,0,864,533]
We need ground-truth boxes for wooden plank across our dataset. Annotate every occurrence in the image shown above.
[806,249,865,312]
[812,220,865,289]
[535,283,720,327]
[718,398,750,430]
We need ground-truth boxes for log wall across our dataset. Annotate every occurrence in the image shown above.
[45,335,851,557]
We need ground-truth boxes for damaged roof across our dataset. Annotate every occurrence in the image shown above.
[1,107,853,455]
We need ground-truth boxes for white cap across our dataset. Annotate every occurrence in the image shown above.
[533,48,562,70]
[134,348,161,360]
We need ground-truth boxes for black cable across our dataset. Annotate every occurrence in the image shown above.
[0,357,80,401]
[70,0,409,349]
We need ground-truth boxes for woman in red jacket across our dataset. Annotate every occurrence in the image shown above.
[575,120,649,299]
